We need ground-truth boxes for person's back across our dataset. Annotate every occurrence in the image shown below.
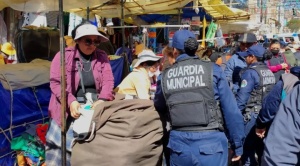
[224,33,257,93]
[154,30,245,166]
[283,49,297,67]
[114,50,161,99]
[262,83,300,165]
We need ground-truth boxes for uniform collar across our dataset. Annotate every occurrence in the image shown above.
[176,54,197,62]
[249,62,264,67]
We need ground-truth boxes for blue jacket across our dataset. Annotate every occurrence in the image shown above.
[235,62,261,112]
[154,54,245,156]
[224,53,247,93]
[256,80,283,129]
[261,84,300,166]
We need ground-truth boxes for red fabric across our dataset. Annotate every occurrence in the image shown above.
[36,123,49,145]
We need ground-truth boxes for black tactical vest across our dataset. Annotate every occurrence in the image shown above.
[162,57,223,131]
[246,63,276,112]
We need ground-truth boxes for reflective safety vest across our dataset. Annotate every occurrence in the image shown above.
[161,57,223,131]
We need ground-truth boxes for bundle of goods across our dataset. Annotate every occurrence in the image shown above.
[0,59,51,165]
[14,27,60,63]
[71,94,163,166]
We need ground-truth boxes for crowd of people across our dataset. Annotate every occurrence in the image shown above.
[46,21,300,166]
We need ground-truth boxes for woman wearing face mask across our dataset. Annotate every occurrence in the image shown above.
[267,40,290,81]
[114,49,161,99]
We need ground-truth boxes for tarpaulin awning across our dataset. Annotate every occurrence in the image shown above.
[198,0,249,20]
[71,0,191,18]
[0,0,110,12]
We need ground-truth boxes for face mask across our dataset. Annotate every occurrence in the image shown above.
[154,68,161,77]
[271,49,279,55]
[148,71,155,77]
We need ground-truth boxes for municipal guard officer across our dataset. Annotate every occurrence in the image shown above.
[235,45,276,166]
[256,66,300,139]
[224,33,257,93]
[154,30,245,166]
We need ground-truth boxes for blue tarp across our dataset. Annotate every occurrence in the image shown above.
[138,14,171,23]
[109,57,124,88]
[137,2,212,23]
[0,83,51,165]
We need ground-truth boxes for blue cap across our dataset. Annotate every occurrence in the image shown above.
[172,30,196,50]
[280,41,287,47]
[239,45,265,58]
[290,66,300,78]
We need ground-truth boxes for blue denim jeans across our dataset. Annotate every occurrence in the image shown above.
[168,130,228,166]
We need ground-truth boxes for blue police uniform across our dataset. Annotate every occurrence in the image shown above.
[261,84,300,165]
[224,33,257,94]
[235,45,276,166]
[224,53,247,93]
[236,62,264,166]
[155,53,245,166]
[256,66,300,130]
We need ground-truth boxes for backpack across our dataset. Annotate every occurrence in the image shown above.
[284,50,297,67]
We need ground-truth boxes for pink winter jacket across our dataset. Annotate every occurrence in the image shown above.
[48,46,114,126]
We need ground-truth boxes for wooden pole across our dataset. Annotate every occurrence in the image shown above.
[58,0,67,165]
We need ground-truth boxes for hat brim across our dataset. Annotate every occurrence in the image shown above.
[74,32,108,43]
[2,49,16,56]
[134,56,161,68]
[238,51,248,57]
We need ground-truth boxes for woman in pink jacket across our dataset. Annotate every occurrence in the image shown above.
[267,40,289,81]
[46,23,114,165]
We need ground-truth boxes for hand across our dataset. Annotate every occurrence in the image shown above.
[281,63,288,69]
[91,100,105,109]
[70,101,81,119]
[256,128,266,138]
[232,155,241,162]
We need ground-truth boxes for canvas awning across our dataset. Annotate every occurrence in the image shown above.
[198,0,249,20]
[0,0,110,12]
[0,0,249,22]
[70,0,191,18]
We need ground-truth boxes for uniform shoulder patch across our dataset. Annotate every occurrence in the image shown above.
[241,79,247,88]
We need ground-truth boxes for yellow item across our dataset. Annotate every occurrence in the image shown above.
[114,67,151,99]
[64,36,76,47]
[201,17,207,48]
[1,42,16,56]
[16,151,26,166]
[0,54,5,65]
[135,44,144,56]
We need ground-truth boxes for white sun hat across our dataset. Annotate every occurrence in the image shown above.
[74,24,108,42]
[134,50,162,68]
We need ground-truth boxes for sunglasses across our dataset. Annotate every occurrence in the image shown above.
[83,38,101,46]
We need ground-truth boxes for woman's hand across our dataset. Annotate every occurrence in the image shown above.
[70,101,81,119]
[281,63,288,69]
[91,100,105,109]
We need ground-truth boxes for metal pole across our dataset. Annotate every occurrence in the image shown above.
[121,0,126,53]
[58,0,67,165]
[87,7,90,20]
[264,5,267,24]
[178,9,180,24]
[260,0,263,23]
[278,4,281,33]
